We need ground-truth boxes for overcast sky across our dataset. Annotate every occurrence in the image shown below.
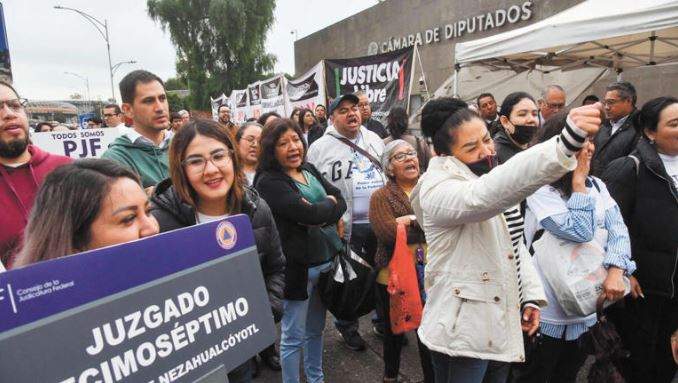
[2,0,374,101]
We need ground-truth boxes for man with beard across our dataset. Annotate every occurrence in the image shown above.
[0,81,71,268]
[307,94,386,351]
[355,91,389,139]
[218,104,237,136]
[103,70,171,190]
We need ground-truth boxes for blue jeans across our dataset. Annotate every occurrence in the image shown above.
[281,262,331,383]
[430,351,509,383]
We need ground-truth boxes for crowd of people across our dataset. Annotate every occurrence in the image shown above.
[0,68,677,383]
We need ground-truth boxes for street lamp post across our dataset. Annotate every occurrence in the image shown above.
[64,71,90,101]
[112,60,137,76]
[54,5,115,102]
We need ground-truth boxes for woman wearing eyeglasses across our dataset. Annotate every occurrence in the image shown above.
[151,118,285,383]
[368,139,434,383]
[235,122,263,186]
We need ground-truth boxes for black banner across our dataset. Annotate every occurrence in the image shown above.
[325,48,414,123]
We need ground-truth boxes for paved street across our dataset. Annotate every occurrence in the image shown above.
[252,313,597,383]
[253,313,425,382]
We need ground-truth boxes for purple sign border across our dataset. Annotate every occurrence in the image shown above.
[0,214,255,333]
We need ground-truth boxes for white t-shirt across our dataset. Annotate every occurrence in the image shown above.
[196,212,229,224]
[658,152,678,188]
[350,132,384,224]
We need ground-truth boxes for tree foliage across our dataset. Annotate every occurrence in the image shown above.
[147,0,277,110]
[167,91,189,113]
[164,77,187,91]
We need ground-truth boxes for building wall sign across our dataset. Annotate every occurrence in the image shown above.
[370,1,533,54]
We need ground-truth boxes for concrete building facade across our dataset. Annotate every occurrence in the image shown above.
[294,0,677,109]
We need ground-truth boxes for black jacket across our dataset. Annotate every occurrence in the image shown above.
[602,137,678,298]
[593,111,640,175]
[365,118,389,139]
[493,129,523,164]
[307,124,326,147]
[254,162,347,300]
[150,179,286,320]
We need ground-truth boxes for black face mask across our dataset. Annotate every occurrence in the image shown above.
[510,124,537,145]
[466,155,498,176]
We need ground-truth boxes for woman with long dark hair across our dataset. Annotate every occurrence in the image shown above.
[255,118,346,383]
[297,108,324,146]
[511,112,634,383]
[411,97,602,383]
[151,118,285,383]
[603,96,678,383]
[492,92,539,164]
[15,159,159,266]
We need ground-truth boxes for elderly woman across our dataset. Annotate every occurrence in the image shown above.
[603,96,678,383]
[411,97,602,383]
[369,139,434,383]
[235,122,263,186]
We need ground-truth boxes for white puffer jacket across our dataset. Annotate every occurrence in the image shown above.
[410,136,577,363]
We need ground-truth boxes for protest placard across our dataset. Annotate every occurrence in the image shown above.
[285,61,327,114]
[0,215,275,382]
[325,47,415,123]
[31,127,125,159]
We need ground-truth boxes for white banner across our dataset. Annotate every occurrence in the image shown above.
[232,89,249,124]
[260,75,286,117]
[248,82,262,121]
[285,61,326,114]
[210,93,228,121]
[31,128,125,159]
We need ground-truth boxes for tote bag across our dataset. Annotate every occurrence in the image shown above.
[387,224,423,334]
[533,228,629,316]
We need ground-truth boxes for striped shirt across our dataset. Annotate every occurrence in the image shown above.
[503,207,526,305]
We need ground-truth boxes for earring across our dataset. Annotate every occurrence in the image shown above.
[650,139,655,145]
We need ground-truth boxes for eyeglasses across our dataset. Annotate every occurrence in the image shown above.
[103,113,120,118]
[603,99,623,106]
[0,98,28,113]
[357,103,370,109]
[241,135,259,146]
[545,102,565,110]
[390,150,417,162]
[182,149,233,174]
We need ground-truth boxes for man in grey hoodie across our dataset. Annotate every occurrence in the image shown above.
[307,94,387,351]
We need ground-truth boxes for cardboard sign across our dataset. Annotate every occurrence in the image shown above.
[0,215,276,382]
[31,127,125,159]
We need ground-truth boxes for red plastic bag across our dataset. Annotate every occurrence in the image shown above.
[387,224,423,334]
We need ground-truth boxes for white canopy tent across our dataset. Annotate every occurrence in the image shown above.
[442,0,678,104]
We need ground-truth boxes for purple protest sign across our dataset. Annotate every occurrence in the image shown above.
[0,215,275,382]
